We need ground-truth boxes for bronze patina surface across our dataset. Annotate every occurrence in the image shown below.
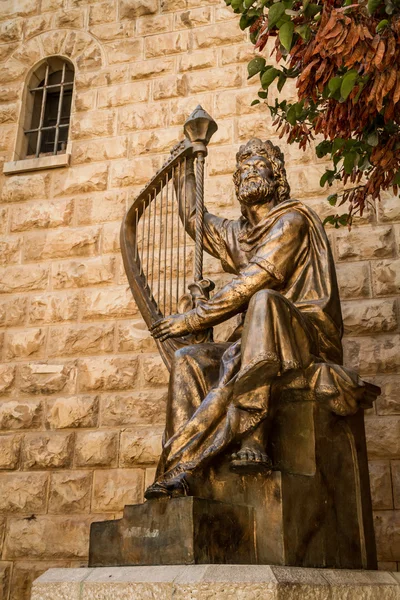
[91,123,381,569]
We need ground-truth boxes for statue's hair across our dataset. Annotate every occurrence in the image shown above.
[233,138,291,204]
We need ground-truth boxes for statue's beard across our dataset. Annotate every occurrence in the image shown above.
[238,176,275,206]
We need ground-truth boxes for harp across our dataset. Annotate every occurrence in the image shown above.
[120,106,218,370]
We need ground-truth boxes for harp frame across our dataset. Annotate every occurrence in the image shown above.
[120,106,218,371]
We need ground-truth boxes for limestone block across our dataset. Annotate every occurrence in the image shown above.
[22,432,74,469]
[178,49,216,72]
[91,21,134,42]
[0,0,37,20]
[117,321,157,353]
[215,5,238,20]
[92,468,144,512]
[12,37,41,65]
[175,7,211,29]
[145,31,189,58]
[336,261,371,299]
[76,44,103,72]
[0,563,10,600]
[205,175,235,208]
[129,127,181,156]
[0,85,19,104]
[4,516,96,559]
[0,43,18,62]
[130,57,174,80]
[76,65,129,90]
[5,328,46,360]
[342,299,397,335]
[101,222,120,254]
[24,13,54,39]
[25,227,101,262]
[81,286,138,320]
[344,335,400,375]
[0,295,27,326]
[41,30,66,55]
[365,417,400,459]
[120,0,158,19]
[392,461,400,509]
[0,173,49,203]
[19,361,77,395]
[41,0,63,12]
[71,111,115,141]
[76,192,125,227]
[378,194,400,223]
[0,434,21,469]
[72,137,128,164]
[374,510,400,561]
[75,431,118,467]
[74,89,96,112]
[153,75,188,100]
[0,264,48,294]
[372,258,400,296]
[62,30,91,59]
[28,292,79,325]
[52,256,115,289]
[110,157,163,187]
[0,400,42,430]
[0,364,15,394]
[0,124,16,153]
[368,461,393,509]
[49,323,114,358]
[375,375,400,415]
[336,226,395,261]
[162,0,188,10]
[54,9,84,28]
[49,471,92,514]
[187,65,243,93]
[194,21,246,48]
[0,58,25,85]
[100,390,167,427]
[46,396,99,430]
[79,357,139,391]
[120,428,162,466]
[53,164,109,197]
[9,561,71,600]
[237,113,277,142]
[118,102,169,132]
[0,19,23,43]
[89,2,117,25]
[170,94,213,125]
[0,103,18,124]
[105,39,143,64]
[97,82,149,109]
[0,207,7,234]
[0,234,20,266]
[0,472,48,513]
[10,198,73,232]
[137,13,173,35]
[140,354,169,387]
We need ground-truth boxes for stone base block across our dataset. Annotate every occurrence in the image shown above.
[89,497,255,566]
[31,565,400,600]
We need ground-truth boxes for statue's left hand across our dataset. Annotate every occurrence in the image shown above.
[150,314,190,342]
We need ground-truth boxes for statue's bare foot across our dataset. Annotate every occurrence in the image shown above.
[230,448,273,474]
[144,472,191,500]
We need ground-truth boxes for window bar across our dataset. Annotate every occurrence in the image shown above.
[53,61,67,155]
[35,63,50,158]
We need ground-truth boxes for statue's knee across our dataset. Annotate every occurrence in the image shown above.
[250,288,284,307]
[173,345,201,367]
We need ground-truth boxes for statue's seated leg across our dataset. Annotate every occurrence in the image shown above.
[230,419,273,474]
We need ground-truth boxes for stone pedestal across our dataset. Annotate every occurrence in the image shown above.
[31,565,400,600]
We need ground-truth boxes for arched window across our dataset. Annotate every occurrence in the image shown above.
[23,57,74,159]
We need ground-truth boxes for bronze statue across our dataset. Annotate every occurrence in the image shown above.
[90,108,380,569]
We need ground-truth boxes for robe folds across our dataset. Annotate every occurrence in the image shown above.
[156,199,369,480]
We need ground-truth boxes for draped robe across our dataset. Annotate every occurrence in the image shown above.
[156,199,367,481]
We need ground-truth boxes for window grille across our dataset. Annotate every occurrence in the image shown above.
[25,59,74,158]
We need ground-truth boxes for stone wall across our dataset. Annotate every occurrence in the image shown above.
[0,0,399,598]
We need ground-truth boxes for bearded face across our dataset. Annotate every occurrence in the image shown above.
[236,155,277,206]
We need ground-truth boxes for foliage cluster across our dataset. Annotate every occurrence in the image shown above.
[225,0,400,225]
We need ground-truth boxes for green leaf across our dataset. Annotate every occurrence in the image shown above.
[338,214,349,226]
[247,56,266,78]
[340,70,358,100]
[261,67,279,88]
[328,77,342,94]
[368,0,382,14]
[320,170,335,187]
[251,99,261,105]
[244,0,255,7]
[286,104,297,125]
[231,0,244,11]
[258,90,268,98]
[332,138,345,153]
[393,169,400,185]
[268,2,286,28]
[343,151,357,174]
[279,21,294,51]
[376,18,389,31]
[277,72,287,92]
[304,3,322,17]
[323,215,336,226]
[239,14,249,28]
[295,24,311,40]
[328,194,338,206]
[367,132,379,147]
